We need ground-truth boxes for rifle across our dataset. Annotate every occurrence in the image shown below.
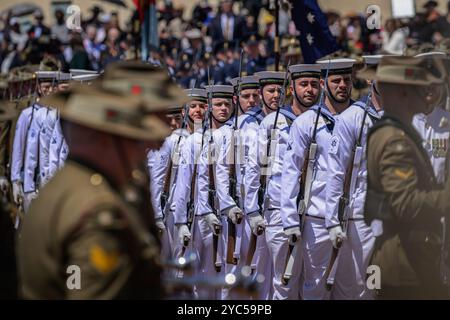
[205,70,222,273]
[246,62,291,272]
[324,83,373,291]
[282,61,330,285]
[227,49,244,265]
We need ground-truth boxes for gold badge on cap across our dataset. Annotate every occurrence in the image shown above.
[90,245,120,274]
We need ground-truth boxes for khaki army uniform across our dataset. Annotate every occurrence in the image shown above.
[365,115,450,299]
[16,61,186,300]
[17,160,162,299]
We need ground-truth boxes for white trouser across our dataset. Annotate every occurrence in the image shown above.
[302,215,333,300]
[23,191,37,213]
[265,208,302,300]
[330,219,375,300]
[192,214,224,299]
[252,227,272,300]
[160,211,175,271]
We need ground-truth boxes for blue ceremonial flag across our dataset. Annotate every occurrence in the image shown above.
[291,0,340,63]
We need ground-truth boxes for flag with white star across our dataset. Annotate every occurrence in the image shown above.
[291,0,340,63]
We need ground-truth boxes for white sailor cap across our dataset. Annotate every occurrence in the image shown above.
[362,55,384,66]
[69,69,98,76]
[316,58,356,76]
[56,72,72,82]
[71,74,100,82]
[414,51,447,58]
[254,71,286,86]
[35,71,58,81]
[205,85,234,99]
[229,75,259,91]
[184,88,208,103]
[288,64,321,80]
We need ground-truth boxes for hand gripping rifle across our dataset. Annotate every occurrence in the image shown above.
[227,49,244,265]
[324,83,373,291]
[282,61,330,285]
[246,61,291,272]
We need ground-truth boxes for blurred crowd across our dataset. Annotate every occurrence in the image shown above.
[1,0,450,88]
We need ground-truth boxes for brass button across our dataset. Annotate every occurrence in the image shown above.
[90,174,103,186]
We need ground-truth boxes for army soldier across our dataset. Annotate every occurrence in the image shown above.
[324,55,385,299]
[365,55,450,299]
[280,59,356,300]
[17,61,185,299]
[412,52,450,185]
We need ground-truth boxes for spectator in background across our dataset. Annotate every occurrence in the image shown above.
[381,18,408,55]
[6,18,28,53]
[0,40,23,74]
[28,11,50,41]
[51,10,70,45]
[100,27,125,68]
[435,0,450,41]
[83,6,103,29]
[68,33,92,70]
[416,0,442,44]
[192,0,213,29]
[83,25,103,71]
[208,0,245,50]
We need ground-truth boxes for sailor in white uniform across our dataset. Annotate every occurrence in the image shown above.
[244,70,292,299]
[324,56,385,299]
[148,90,205,263]
[280,59,356,300]
[11,70,57,212]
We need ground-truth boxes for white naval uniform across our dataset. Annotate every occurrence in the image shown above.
[246,106,300,300]
[325,101,383,299]
[172,128,219,299]
[214,107,265,299]
[11,103,44,212]
[39,108,58,187]
[147,128,189,262]
[48,113,69,178]
[280,105,337,300]
[24,107,58,192]
[412,107,450,185]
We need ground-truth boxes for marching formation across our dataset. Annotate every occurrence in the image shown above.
[0,46,449,300]
[148,49,450,300]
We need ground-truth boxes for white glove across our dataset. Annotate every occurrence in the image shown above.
[177,224,191,246]
[0,176,9,193]
[248,214,266,236]
[204,213,221,235]
[12,181,24,204]
[284,227,301,244]
[329,225,346,249]
[370,219,384,237]
[155,217,166,232]
[224,206,243,225]
[28,190,39,201]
